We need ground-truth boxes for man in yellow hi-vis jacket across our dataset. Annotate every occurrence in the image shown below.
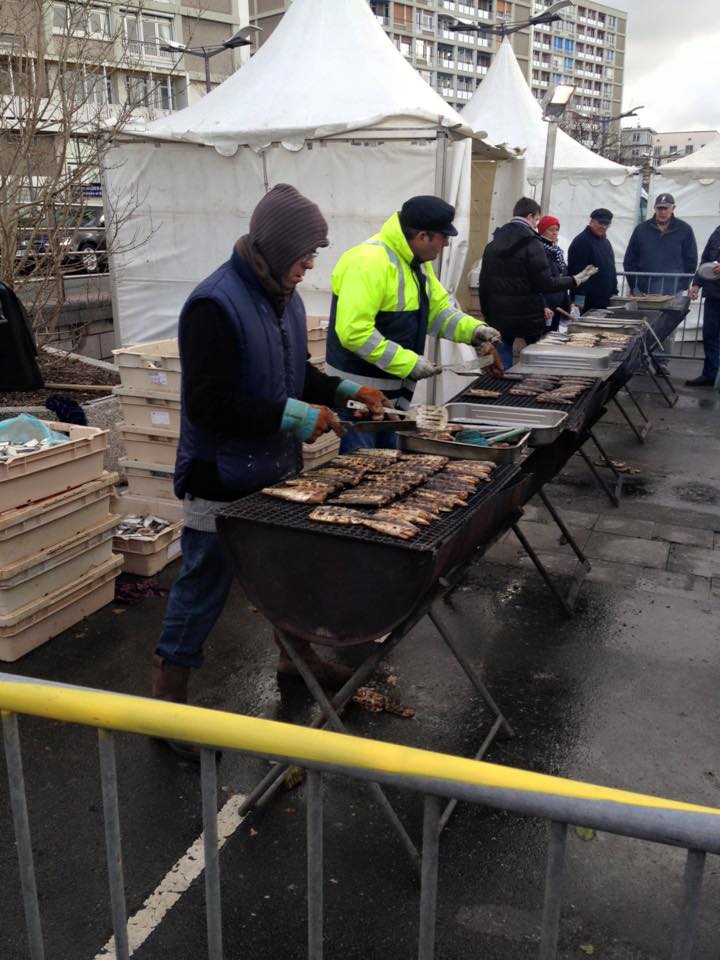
[326,196,501,450]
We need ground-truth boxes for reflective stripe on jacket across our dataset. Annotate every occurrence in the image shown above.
[326,212,482,405]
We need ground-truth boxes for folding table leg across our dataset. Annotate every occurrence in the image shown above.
[612,393,651,443]
[537,489,591,611]
[272,632,421,870]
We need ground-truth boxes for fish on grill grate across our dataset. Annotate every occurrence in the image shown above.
[445,460,496,475]
[334,489,393,506]
[285,478,344,492]
[466,388,502,398]
[510,386,545,396]
[373,506,432,527]
[262,486,329,503]
[351,448,405,460]
[361,516,419,539]
[308,506,366,525]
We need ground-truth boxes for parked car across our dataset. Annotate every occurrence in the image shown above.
[16,205,107,275]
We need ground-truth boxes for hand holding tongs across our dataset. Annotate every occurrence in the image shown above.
[346,399,449,431]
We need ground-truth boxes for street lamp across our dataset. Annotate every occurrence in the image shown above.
[599,104,644,156]
[539,83,575,213]
[160,25,261,93]
[447,0,575,39]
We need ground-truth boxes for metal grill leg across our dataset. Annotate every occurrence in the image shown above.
[580,429,623,506]
[2,711,45,960]
[307,771,324,960]
[537,489,591,611]
[538,821,568,960]
[511,523,573,617]
[98,730,130,960]
[201,747,224,960]
[277,633,421,870]
[671,848,706,960]
[647,354,679,407]
[417,796,441,960]
[612,394,651,443]
[239,632,407,816]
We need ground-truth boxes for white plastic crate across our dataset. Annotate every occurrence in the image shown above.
[113,386,181,433]
[0,554,123,662]
[118,423,179,467]
[0,515,119,615]
[112,339,181,395]
[0,421,108,513]
[111,490,184,524]
[111,490,184,576]
[0,472,117,566]
[120,458,176,500]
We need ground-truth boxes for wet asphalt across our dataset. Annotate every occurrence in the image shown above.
[1,359,720,960]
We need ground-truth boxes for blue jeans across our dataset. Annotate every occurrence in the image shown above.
[155,527,234,669]
[498,334,540,370]
[702,298,720,381]
[335,406,398,454]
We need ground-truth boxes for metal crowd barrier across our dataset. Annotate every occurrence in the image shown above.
[2,673,720,960]
[616,271,708,363]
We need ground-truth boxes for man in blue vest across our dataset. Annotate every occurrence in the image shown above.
[152,185,390,755]
[326,196,503,451]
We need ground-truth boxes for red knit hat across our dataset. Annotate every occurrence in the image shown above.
[538,215,560,235]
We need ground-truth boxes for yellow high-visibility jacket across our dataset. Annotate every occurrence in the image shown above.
[325,212,486,402]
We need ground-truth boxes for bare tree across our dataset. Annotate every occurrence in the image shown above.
[0,0,173,346]
[559,111,623,164]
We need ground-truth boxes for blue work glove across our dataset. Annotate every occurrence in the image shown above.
[281,399,344,443]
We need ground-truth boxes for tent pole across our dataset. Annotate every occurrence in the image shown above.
[429,130,450,404]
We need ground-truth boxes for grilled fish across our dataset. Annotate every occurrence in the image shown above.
[361,516,419,539]
[308,506,365,525]
[262,486,328,503]
[467,388,502,398]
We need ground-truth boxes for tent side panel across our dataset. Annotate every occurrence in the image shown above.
[652,173,720,253]
[103,141,266,346]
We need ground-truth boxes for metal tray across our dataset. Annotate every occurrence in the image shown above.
[509,362,619,380]
[444,403,568,446]
[397,429,529,463]
[520,343,613,369]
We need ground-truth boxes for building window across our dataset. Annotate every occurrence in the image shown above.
[606,49,615,62]
[123,13,173,59]
[553,36,564,49]
[62,67,113,105]
[564,38,574,52]
[608,15,617,28]
[53,3,111,38]
[126,73,174,111]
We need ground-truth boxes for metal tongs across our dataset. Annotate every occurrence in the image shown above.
[435,355,494,376]
[345,400,449,433]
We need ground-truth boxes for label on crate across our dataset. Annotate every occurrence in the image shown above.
[150,371,168,385]
[151,411,171,426]
[167,539,182,560]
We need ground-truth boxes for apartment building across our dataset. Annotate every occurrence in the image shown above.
[619,127,720,167]
[250,1,626,131]
[0,0,251,124]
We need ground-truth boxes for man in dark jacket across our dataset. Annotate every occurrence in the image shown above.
[479,197,592,368]
[687,224,720,386]
[623,194,698,296]
[567,208,618,312]
[0,282,44,391]
[152,184,390,755]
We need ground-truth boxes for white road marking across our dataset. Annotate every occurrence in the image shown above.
[94,791,248,959]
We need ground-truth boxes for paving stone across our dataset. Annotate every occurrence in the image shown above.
[584,532,670,569]
[523,500,598,529]
[516,519,591,553]
[587,560,711,599]
[667,544,720,579]
[594,516,655,539]
[653,524,715,548]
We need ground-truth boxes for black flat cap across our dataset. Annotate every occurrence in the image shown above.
[399,196,458,236]
[654,193,675,207]
[590,208,613,224]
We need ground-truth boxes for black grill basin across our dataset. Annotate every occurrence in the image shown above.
[216,463,526,646]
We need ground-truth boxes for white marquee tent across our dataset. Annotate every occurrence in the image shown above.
[652,135,720,252]
[460,40,640,255]
[102,0,513,377]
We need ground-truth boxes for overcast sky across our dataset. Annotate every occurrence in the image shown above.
[620,0,720,132]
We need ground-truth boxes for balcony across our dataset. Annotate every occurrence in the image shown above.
[438,58,455,69]
[477,64,488,75]
[441,1,456,9]
[375,15,389,26]
[125,39,174,62]
[455,89,472,100]
[458,3,475,13]
[456,61,475,72]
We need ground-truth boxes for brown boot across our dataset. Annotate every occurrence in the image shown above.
[275,639,353,690]
[151,655,200,762]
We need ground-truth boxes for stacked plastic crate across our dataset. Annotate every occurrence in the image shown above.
[112,340,183,575]
[0,422,121,661]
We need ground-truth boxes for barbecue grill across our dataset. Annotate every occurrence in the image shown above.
[217,462,526,646]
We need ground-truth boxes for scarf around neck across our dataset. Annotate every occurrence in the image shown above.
[235,235,295,315]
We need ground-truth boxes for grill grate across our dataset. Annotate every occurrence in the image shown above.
[455,375,603,433]
[219,462,522,553]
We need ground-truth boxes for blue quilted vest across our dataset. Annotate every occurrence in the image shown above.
[174,249,307,498]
